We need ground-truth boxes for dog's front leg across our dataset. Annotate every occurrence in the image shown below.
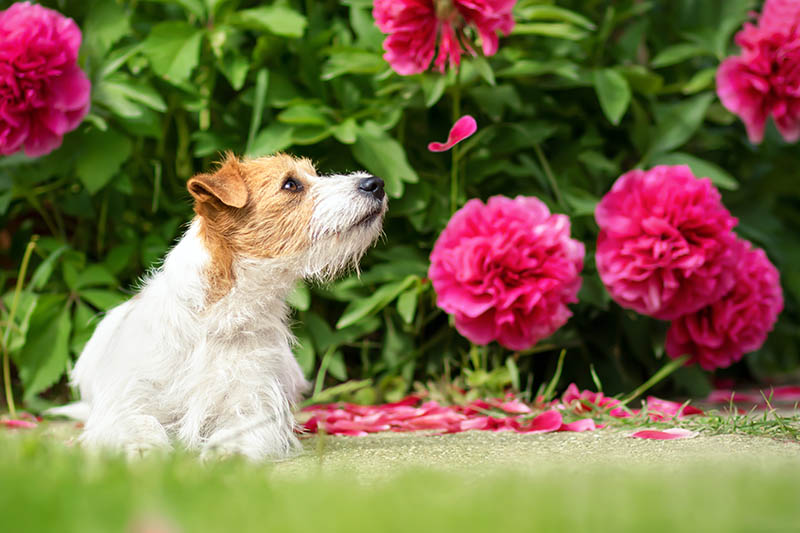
[81,412,172,459]
[201,377,300,461]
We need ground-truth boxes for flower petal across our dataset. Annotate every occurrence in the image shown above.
[1,419,37,429]
[515,410,563,433]
[630,428,698,440]
[427,115,477,152]
[559,419,597,432]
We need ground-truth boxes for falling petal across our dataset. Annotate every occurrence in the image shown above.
[427,115,477,152]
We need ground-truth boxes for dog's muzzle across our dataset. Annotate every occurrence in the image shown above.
[358,176,385,201]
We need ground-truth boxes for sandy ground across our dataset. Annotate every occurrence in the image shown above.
[273,429,800,481]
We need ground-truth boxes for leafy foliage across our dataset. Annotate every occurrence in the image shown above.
[1,0,798,409]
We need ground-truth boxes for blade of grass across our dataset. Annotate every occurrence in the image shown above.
[589,364,603,392]
[2,237,38,419]
[541,349,566,401]
[619,355,689,407]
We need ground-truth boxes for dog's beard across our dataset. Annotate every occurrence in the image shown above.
[303,213,384,281]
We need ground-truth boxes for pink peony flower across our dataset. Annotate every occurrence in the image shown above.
[0,2,91,157]
[373,0,516,75]
[595,165,738,320]
[428,115,477,152]
[716,0,800,143]
[429,196,585,351]
[666,240,783,371]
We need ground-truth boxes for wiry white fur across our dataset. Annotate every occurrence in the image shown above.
[60,170,386,460]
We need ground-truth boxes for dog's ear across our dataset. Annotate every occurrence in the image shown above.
[187,155,249,208]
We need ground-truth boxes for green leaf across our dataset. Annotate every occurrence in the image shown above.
[352,122,419,198]
[336,276,418,329]
[516,5,596,29]
[81,289,127,311]
[422,75,447,108]
[617,65,663,95]
[288,282,311,311]
[322,50,384,80]
[327,351,347,381]
[98,75,167,113]
[75,265,118,290]
[681,68,717,95]
[594,68,631,126]
[651,43,708,68]
[84,0,131,55]
[146,0,207,19]
[471,56,496,86]
[230,5,307,38]
[563,187,601,217]
[649,152,739,190]
[70,300,97,356]
[75,129,133,195]
[29,245,68,291]
[218,53,249,91]
[247,123,295,157]
[293,327,316,377]
[13,295,72,400]
[647,92,714,157]
[245,69,269,154]
[291,125,331,145]
[512,23,588,40]
[278,105,330,126]
[142,22,204,84]
[332,118,358,145]
[396,288,418,325]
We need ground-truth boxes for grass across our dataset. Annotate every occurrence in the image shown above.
[2,427,800,533]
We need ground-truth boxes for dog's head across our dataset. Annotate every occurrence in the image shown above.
[187,153,387,294]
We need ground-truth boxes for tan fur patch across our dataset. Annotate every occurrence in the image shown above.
[189,153,317,304]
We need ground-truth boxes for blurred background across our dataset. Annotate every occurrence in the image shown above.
[1,0,798,413]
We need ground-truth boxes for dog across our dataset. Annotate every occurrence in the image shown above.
[52,153,386,460]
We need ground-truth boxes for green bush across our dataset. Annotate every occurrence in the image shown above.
[1,0,798,408]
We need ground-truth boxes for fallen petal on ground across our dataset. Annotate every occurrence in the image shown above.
[559,418,597,432]
[630,428,698,440]
[1,419,37,429]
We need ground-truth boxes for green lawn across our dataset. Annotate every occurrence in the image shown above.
[2,429,800,533]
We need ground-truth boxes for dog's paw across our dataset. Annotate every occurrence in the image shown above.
[124,439,171,461]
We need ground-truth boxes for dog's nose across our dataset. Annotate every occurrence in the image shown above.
[358,176,385,200]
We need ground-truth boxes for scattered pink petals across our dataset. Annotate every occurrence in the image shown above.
[630,428,698,440]
[302,387,705,437]
[1,419,37,429]
[561,383,621,413]
[427,115,477,152]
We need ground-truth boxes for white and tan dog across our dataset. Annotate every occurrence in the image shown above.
[53,153,386,460]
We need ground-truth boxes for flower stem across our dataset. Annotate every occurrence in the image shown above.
[449,69,462,215]
[2,237,37,419]
[533,143,566,209]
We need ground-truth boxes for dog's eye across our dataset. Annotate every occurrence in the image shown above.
[282,177,303,192]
